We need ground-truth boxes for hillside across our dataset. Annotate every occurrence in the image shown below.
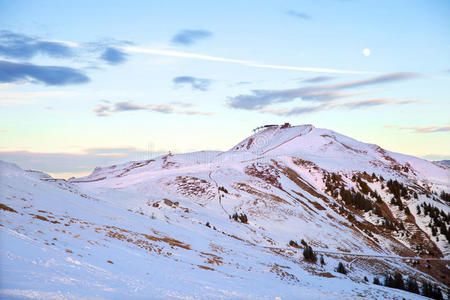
[1,124,449,299]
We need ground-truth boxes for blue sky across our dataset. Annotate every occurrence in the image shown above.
[0,0,449,178]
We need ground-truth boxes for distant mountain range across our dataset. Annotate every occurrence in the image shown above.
[435,160,450,167]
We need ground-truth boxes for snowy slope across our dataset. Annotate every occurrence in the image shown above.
[1,124,449,299]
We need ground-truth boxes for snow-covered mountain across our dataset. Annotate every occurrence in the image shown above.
[1,124,449,299]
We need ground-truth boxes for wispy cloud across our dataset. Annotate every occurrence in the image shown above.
[0,60,90,86]
[261,105,324,116]
[385,125,450,133]
[93,104,112,117]
[229,89,354,110]
[302,76,336,83]
[173,76,212,91]
[325,72,420,90]
[0,30,75,59]
[178,110,215,116]
[122,46,370,74]
[115,102,174,113]
[228,72,420,110]
[286,10,311,20]
[332,98,418,109]
[261,98,418,116]
[171,29,213,46]
[235,81,252,85]
[169,101,194,107]
[93,101,213,117]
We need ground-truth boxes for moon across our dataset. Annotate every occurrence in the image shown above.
[363,48,371,56]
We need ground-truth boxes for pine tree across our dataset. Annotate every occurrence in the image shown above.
[336,262,347,274]
[405,276,419,294]
[320,255,325,265]
[384,274,394,288]
[393,272,404,290]
[303,246,317,263]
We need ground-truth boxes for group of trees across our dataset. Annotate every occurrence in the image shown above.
[340,187,374,212]
[417,202,450,242]
[324,172,343,198]
[326,173,422,233]
[324,173,385,214]
[325,173,407,232]
[289,240,323,265]
[380,218,404,231]
[374,272,443,300]
[386,179,411,200]
[421,281,445,300]
[325,172,384,215]
[218,186,229,194]
[354,175,373,195]
[231,212,248,224]
[440,191,450,203]
[389,196,411,214]
[289,240,300,248]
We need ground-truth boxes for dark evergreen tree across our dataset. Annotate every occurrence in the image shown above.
[320,255,325,265]
[384,274,394,288]
[440,191,450,202]
[405,276,419,294]
[303,246,317,263]
[336,262,347,274]
[289,240,299,247]
[393,272,404,290]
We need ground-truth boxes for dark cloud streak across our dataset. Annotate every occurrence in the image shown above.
[0,60,90,86]
[302,76,336,83]
[93,101,213,117]
[0,30,74,59]
[173,76,212,91]
[286,10,311,20]
[100,47,128,65]
[171,29,213,46]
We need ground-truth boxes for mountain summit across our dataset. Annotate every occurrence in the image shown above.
[1,124,449,299]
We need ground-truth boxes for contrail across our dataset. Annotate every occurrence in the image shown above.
[122,46,373,75]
